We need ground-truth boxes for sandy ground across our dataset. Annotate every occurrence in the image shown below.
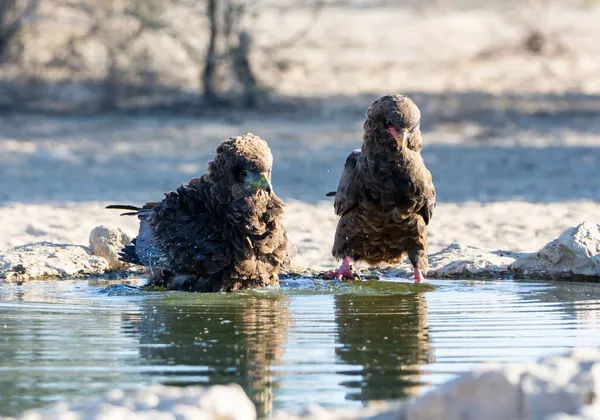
[1,1,600,271]
[1,113,599,271]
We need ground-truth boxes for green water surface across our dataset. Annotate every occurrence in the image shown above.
[0,277,599,417]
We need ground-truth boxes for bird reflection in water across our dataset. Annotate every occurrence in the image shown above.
[334,292,434,401]
[129,295,290,417]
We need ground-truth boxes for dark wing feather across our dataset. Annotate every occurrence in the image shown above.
[419,179,436,226]
[105,204,140,212]
[384,153,436,226]
[119,240,141,265]
[107,202,161,265]
[151,180,232,276]
[409,161,436,225]
[334,149,361,216]
[106,202,160,217]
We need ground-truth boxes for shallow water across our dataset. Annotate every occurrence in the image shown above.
[1,278,600,417]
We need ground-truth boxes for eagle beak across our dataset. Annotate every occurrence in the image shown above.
[395,129,408,149]
[257,173,272,194]
[387,125,408,149]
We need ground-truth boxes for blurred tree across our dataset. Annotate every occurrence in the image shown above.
[0,0,39,63]
[1,0,322,110]
[47,0,168,109]
[522,0,549,55]
[202,0,261,106]
[202,0,322,107]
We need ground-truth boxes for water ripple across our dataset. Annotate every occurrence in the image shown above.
[0,278,599,417]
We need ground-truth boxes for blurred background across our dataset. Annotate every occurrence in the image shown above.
[1,0,599,111]
[2,4,600,416]
[1,0,599,269]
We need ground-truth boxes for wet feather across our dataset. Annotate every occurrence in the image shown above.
[107,134,290,292]
[331,94,436,274]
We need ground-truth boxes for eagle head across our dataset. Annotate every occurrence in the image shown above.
[364,94,421,151]
[207,133,274,200]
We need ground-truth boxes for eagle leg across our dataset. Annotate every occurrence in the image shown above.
[322,256,357,280]
[413,267,425,283]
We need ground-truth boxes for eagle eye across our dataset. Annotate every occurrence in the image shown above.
[239,170,249,179]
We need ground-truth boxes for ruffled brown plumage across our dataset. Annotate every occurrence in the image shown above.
[107,133,291,292]
[326,94,436,282]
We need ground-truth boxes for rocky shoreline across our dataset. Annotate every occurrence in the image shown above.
[1,222,599,282]
[1,223,598,420]
[6,348,600,420]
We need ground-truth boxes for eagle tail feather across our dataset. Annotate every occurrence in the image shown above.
[106,204,154,217]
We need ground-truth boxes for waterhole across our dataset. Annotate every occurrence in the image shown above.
[1,278,599,417]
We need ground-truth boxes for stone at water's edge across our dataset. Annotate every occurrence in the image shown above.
[12,350,600,420]
[396,348,600,420]
[1,223,599,281]
[89,225,132,271]
[15,384,256,420]
[382,222,600,280]
[380,243,521,280]
[511,222,600,279]
[0,242,109,281]
[428,243,521,278]
[275,348,600,420]
[0,226,133,281]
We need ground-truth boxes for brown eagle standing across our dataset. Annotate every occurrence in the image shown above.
[325,94,436,283]
[107,134,290,292]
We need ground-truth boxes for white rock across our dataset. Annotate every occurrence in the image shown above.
[401,348,600,420]
[89,226,132,270]
[428,243,519,278]
[13,350,600,420]
[512,222,600,278]
[132,389,160,410]
[381,243,519,279]
[171,405,213,420]
[16,385,256,420]
[547,406,600,420]
[381,224,600,280]
[275,349,600,420]
[0,242,109,280]
[401,368,523,420]
[196,385,256,420]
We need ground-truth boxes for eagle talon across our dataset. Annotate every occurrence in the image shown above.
[321,256,359,281]
[320,269,358,281]
[413,268,425,283]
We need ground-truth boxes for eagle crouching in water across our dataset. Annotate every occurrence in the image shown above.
[324,94,436,283]
[107,134,290,292]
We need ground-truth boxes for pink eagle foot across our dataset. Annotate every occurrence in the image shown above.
[322,256,357,280]
[414,267,425,283]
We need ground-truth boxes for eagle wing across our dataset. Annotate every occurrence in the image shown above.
[418,169,436,226]
[389,155,436,225]
[333,149,361,216]
[150,178,233,276]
